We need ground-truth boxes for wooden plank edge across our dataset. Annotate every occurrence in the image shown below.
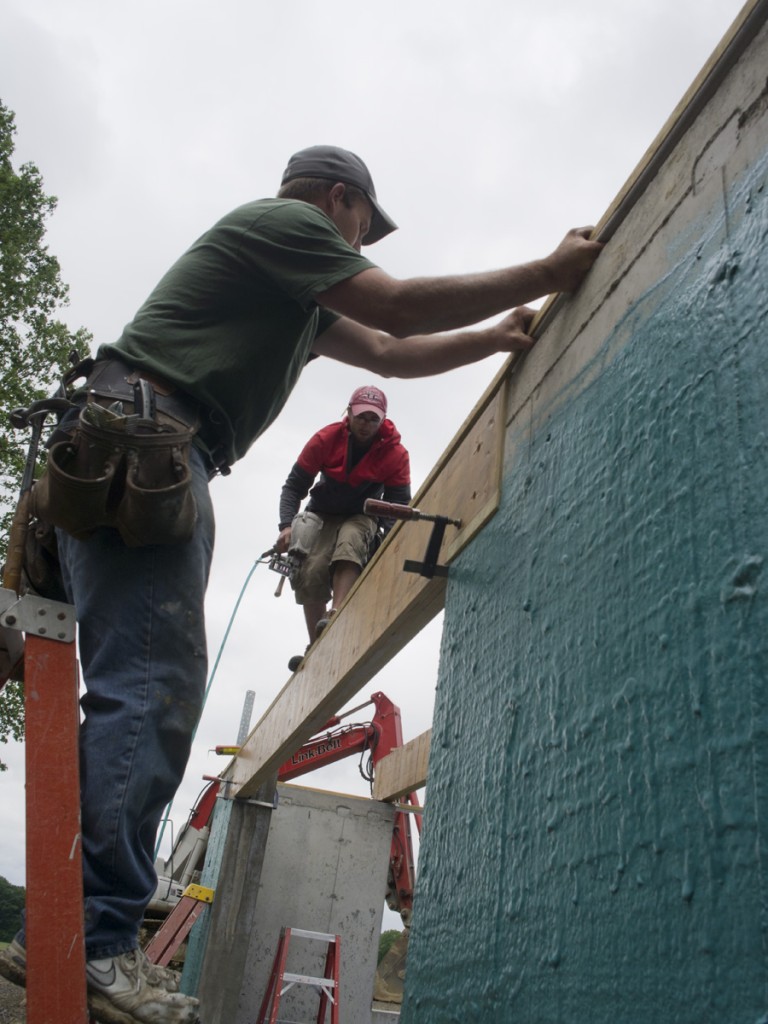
[373,729,432,802]
[229,583,446,798]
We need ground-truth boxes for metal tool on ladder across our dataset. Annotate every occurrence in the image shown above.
[257,926,341,1024]
[144,883,215,967]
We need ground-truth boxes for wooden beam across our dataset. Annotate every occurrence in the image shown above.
[373,729,432,802]
[228,385,507,798]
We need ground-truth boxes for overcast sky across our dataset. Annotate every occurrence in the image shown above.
[0,0,748,927]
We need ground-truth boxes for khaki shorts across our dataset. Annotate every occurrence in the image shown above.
[293,513,377,604]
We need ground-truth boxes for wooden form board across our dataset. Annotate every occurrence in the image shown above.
[228,385,506,798]
[373,728,432,803]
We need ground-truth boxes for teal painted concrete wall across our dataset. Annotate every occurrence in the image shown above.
[402,152,768,1021]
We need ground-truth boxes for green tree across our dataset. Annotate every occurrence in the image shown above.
[378,928,401,964]
[0,875,25,942]
[0,99,91,768]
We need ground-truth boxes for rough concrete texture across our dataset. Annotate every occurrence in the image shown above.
[199,783,395,1024]
[402,17,768,1024]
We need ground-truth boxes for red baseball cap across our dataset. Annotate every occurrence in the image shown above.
[349,385,387,419]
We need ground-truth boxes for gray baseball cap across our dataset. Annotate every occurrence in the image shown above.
[281,144,397,245]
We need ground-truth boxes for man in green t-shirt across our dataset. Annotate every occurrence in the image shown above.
[0,145,602,1024]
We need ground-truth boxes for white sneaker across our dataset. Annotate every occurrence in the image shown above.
[87,949,199,1024]
[136,947,181,992]
[0,937,185,1011]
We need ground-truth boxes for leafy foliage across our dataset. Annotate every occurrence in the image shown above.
[0,678,23,766]
[0,875,25,942]
[378,928,402,964]
[0,99,92,768]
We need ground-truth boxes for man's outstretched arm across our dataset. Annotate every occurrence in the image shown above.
[314,227,602,339]
[312,305,539,378]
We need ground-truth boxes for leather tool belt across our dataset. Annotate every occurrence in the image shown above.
[31,358,202,547]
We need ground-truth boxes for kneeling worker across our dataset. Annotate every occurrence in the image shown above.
[276,385,411,661]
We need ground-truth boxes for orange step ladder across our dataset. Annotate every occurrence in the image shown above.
[257,926,341,1024]
[1,592,89,1023]
[1,396,92,1020]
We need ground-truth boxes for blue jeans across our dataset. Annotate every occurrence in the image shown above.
[25,446,215,959]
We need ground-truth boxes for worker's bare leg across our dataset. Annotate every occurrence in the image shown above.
[303,599,327,644]
[302,562,361,643]
[331,559,362,610]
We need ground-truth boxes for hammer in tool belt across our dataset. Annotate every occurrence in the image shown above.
[3,399,71,595]
[1,398,70,686]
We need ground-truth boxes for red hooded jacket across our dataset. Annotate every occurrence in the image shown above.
[278,417,411,528]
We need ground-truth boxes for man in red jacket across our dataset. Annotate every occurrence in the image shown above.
[276,385,410,651]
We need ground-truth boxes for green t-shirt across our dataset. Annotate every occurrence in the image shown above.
[100,199,376,465]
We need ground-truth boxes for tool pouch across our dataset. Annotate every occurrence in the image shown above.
[117,441,196,546]
[31,407,198,547]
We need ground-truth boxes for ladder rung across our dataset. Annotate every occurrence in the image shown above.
[287,928,337,942]
[281,972,337,988]
[258,926,340,1024]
